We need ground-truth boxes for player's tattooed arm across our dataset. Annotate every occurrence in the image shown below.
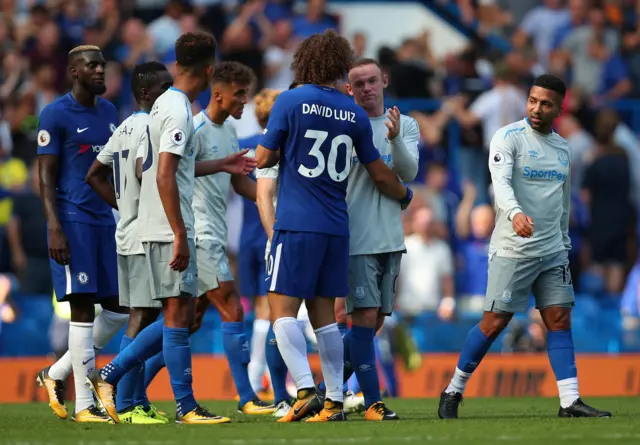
[255,144,280,169]
[256,177,277,241]
[39,154,70,265]
[86,160,118,209]
[231,174,257,201]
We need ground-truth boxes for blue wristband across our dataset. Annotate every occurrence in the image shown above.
[400,186,413,206]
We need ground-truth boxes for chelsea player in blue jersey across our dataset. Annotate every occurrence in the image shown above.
[36,45,130,423]
[255,30,413,423]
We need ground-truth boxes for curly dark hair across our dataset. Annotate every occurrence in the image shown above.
[291,30,354,85]
[212,61,256,87]
[175,31,217,69]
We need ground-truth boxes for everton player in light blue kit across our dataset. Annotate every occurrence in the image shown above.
[36,45,130,423]
[255,30,413,423]
[438,75,611,419]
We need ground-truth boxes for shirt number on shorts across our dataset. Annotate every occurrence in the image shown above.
[298,129,353,182]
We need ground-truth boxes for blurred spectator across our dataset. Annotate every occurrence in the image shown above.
[24,21,69,93]
[621,258,640,348]
[582,109,634,295]
[291,0,337,39]
[0,274,17,339]
[0,148,27,272]
[416,162,458,240]
[264,19,295,90]
[551,0,589,51]
[221,0,273,90]
[7,160,51,295]
[387,32,439,99]
[512,0,570,68]
[353,31,366,59]
[454,182,493,312]
[147,0,185,57]
[555,114,594,190]
[397,207,455,320]
[560,5,621,97]
[621,24,640,98]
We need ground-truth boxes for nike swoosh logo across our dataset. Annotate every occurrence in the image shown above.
[292,398,312,417]
[77,127,89,133]
[82,358,95,365]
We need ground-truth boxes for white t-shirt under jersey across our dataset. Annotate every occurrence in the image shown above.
[138,87,196,242]
[96,111,149,255]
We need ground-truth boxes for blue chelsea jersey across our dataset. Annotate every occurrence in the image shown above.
[37,93,119,225]
[259,85,380,236]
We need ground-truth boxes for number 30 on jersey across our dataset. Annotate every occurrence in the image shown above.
[298,129,353,182]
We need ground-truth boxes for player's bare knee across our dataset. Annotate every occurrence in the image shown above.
[351,307,378,329]
[307,297,337,330]
[163,296,193,328]
[100,297,129,314]
[479,311,512,339]
[125,307,159,337]
[68,295,95,322]
[209,284,244,322]
[268,292,301,322]
[540,306,571,331]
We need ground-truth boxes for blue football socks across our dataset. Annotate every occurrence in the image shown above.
[222,322,256,406]
[143,352,166,389]
[350,326,380,409]
[115,335,136,412]
[266,325,290,404]
[163,326,197,416]
[102,319,164,385]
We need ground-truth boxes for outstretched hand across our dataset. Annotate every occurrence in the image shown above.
[222,149,257,175]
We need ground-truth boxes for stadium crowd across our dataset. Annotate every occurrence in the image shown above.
[1,0,639,355]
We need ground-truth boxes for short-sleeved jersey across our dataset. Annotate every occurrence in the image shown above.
[259,84,380,236]
[138,87,196,242]
[239,134,268,249]
[192,112,239,244]
[489,118,571,258]
[96,111,149,255]
[37,93,119,225]
[347,114,420,255]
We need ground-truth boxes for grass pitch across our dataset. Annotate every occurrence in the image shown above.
[1,397,638,445]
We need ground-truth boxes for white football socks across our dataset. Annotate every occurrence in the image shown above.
[248,319,270,392]
[68,322,95,413]
[446,367,472,394]
[557,377,579,408]
[314,323,344,404]
[273,317,314,390]
[48,310,129,381]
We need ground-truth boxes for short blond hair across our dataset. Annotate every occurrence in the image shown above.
[254,88,281,128]
[68,45,101,57]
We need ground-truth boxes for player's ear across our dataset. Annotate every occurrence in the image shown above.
[345,82,354,97]
[68,64,78,80]
[140,87,149,102]
[382,73,389,89]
